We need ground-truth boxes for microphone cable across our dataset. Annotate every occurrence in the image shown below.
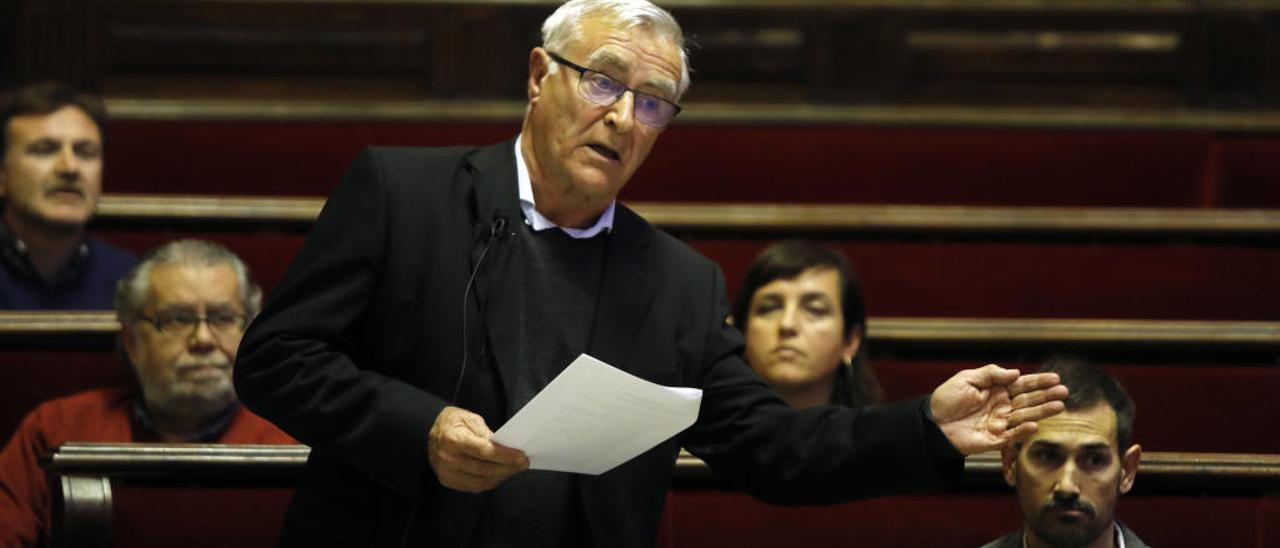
[452,216,506,403]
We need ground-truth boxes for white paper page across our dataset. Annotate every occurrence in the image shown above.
[491,354,702,475]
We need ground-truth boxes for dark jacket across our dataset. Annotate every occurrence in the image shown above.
[234,140,964,547]
[980,522,1150,548]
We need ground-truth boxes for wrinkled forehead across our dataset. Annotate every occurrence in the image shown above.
[573,16,682,95]
[145,263,242,309]
[1023,403,1119,451]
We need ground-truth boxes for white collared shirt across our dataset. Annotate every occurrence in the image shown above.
[514,135,615,239]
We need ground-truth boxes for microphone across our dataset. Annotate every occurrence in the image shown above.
[453,212,511,402]
[488,216,507,242]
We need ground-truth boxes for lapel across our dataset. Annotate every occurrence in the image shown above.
[466,139,524,417]
[586,205,659,372]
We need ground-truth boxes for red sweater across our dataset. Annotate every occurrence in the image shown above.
[0,387,296,547]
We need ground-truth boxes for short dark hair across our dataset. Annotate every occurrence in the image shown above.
[731,240,866,340]
[732,240,879,407]
[1038,355,1137,450]
[0,81,107,157]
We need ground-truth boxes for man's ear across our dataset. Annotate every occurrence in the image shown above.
[1119,444,1141,494]
[1001,446,1019,487]
[120,326,140,368]
[528,47,551,102]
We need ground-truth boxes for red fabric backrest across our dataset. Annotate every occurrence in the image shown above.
[103,120,1280,208]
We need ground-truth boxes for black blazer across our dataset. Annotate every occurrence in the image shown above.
[235,140,964,548]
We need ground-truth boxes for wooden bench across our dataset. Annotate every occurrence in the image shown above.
[87,194,1280,320]
[96,116,1280,209]
[41,443,1280,548]
[4,312,1278,452]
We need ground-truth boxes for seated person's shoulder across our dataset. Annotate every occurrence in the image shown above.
[11,387,135,445]
[24,387,133,424]
[86,236,139,272]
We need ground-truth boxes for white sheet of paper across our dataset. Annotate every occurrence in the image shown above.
[491,354,702,475]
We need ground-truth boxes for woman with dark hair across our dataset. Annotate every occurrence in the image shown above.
[732,241,883,409]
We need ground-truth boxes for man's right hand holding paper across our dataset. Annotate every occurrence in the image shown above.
[428,406,530,493]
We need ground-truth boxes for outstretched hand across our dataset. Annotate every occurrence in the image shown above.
[427,406,530,493]
[929,364,1068,455]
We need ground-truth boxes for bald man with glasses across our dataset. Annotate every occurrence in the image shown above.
[0,239,293,548]
[235,1,1067,547]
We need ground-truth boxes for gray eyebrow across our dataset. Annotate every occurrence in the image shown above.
[586,50,678,100]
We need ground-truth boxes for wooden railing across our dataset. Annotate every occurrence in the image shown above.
[41,442,1280,547]
[92,194,1280,240]
[5,311,1275,350]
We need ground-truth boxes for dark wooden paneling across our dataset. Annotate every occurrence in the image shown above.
[872,359,1280,454]
[93,2,549,99]
[113,486,293,548]
[62,228,1280,321]
[102,119,1259,208]
[93,229,307,298]
[102,120,518,196]
[8,1,1279,107]
[0,350,133,444]
[668,491,1274,548]
[1222,137,1280,208]
[68,228,1280,320]
[808,9,1199,107]
[631,126,1214,206]
[695,240,1280,321]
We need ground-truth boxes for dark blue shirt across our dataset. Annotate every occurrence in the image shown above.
[0,223,138,310]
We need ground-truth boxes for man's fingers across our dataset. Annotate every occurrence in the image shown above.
[1010,385,1069,410]
[966,364,1019,386]
[441,467,511,493]
[460,413,494,437]
[439,412,528,468]
[1002,421,1039,443]
[442,450,527,478]
[489,441,531,468]
[1007,372,1063,397]
[1006,400,1066,429]
[428,406,531,493]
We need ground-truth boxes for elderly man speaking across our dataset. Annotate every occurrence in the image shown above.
[234,1,1069,546]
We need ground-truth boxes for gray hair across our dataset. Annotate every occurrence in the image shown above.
[114,239,262,324]
[542,0,691,97]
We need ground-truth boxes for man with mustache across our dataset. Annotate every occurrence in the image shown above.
[0,81,136,309]
[984,355,1147,548]
[0,239,293,547]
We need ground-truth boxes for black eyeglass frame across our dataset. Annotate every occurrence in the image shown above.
[134,312,248,337]
[546,51,682,128]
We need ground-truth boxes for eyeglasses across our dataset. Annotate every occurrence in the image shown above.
[547,51,682,129]
[136,311,247,339]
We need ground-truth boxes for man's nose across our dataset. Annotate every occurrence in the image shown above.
[1053,461,1082,498]
[187,319,218,351]
[55,146,80,177]
[604,92,635,133]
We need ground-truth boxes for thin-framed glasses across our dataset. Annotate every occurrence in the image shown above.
[136,311,247,338]
[547,51,682,129]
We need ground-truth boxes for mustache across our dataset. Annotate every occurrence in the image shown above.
[1041,497,1096,517]
[173,359,232,372]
